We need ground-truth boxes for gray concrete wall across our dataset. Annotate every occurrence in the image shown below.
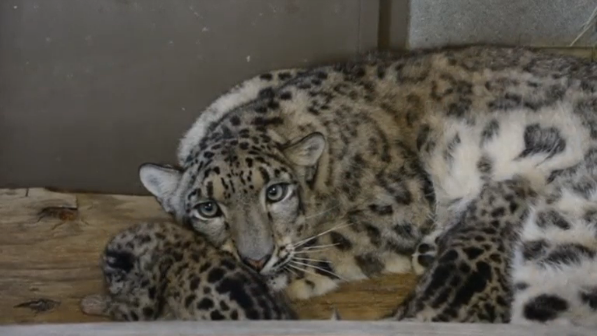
[408,0,597,48]
[0,0,379,194]
[2,0,596,194]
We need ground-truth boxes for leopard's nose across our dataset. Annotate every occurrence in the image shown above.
[241,253,272,271]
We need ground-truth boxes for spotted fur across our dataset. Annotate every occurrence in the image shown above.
[509,151,597,326]
[139,45,597,326]
[390,177,534,322]
[80,222,296,320]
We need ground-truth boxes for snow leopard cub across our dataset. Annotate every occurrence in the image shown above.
[81,222,297,321]
[391,176,535,322]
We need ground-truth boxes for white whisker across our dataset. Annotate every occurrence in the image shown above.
[301,243,340,251]
[288,262,325,279]
[287,263,309,275]
[283,265,297,277]
[293,223,352,249]
[294,257,327,263]
[304,205,341,220]
[294,248,334,254]
[290,260,345,281]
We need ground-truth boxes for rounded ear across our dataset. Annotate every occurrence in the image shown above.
[282,132,326,167]
[138,163,182,201]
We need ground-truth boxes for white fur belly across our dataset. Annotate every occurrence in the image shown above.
[425,103,591,212]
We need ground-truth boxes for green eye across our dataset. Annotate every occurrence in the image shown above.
[266,184,289,203]
[195,201,221,218]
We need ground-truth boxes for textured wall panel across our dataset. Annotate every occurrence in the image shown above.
[0,0,379,194]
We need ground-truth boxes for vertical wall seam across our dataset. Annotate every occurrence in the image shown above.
[357,0,363,52]
[378,0,391,50]
[377,0,410,50]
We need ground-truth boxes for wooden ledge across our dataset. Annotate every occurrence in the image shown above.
[0,320,593,336]
[0,188,416,323]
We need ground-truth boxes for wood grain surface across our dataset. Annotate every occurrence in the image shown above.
[0,188,417,324]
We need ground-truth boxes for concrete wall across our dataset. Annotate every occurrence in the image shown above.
[2,0,596,194]
[408,0,597,48]
[0,0,379,194]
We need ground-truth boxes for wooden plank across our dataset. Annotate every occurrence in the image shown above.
[294,273,416,320]
[0,189,28,198]
[539,47,595,60]
[0,188,172,324]
[0,321,594,336]
[0,188,417,324]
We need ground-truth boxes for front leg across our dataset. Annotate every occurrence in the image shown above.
[80,294,111,317]
[80,294,147,321]
[80,290,160,321]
